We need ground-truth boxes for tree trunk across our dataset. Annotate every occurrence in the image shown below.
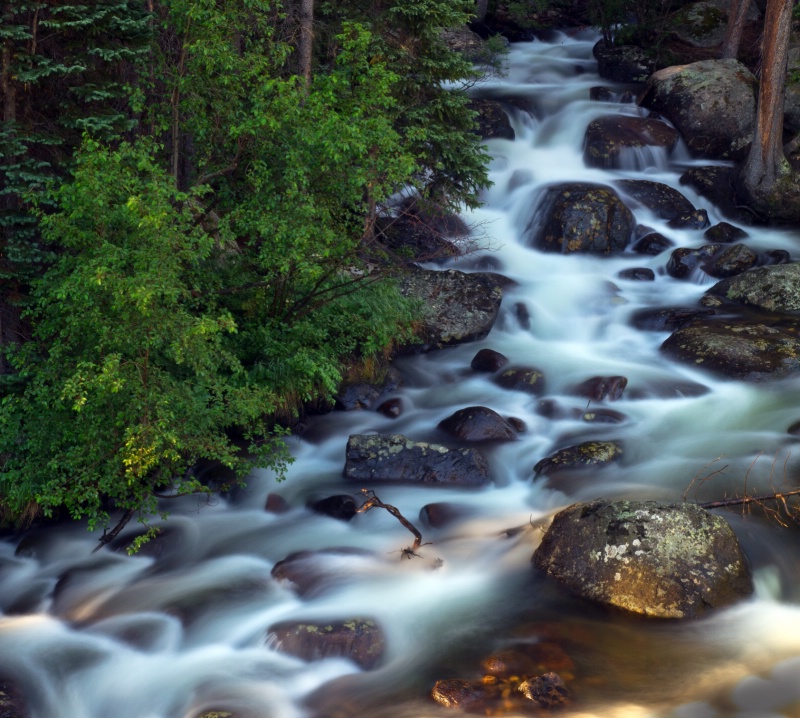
[474,0,489,24]
[298,0,314,85]
[720,0,752,60]
[739,0,799,220]
[1,5,16,124]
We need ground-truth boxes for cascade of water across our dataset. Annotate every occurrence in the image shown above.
[2,29,800,718]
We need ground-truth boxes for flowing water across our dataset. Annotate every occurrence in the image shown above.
[3,30,800,718]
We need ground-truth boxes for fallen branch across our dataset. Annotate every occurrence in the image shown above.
[700,488,800,510]
[356,489,425,551]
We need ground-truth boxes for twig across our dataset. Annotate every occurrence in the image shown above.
[699,487,800,510]
[92,508,135,553]
[683,455,728,502]
[356,489,424,550]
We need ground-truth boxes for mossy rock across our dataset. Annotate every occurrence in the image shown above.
[703,262,800,313]
[534,441,623,477]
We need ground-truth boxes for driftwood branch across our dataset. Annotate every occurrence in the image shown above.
[92,508,135,553]
[700,488,800,510]
[356,489,424,552]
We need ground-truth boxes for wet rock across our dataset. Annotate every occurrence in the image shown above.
[265,493,290,513]
[593,40,655,83]
[398,269,503,352]
[470,348,510,372]
[640,59,757,160]
[334,368,402,411]
[666,244,721,279]
[614,179,696,221]
[570,375,628,402]
[481,642,574,678]
[581,408,628,424]
[703,243,758,279]
[618,267,655,281]
[671,1,728,48]
[196,711,236,718]
[533,500,754,618]
[518,672,570,708]
[527,182,634,255]
[583,115,679,169]
[307,495,357,522]
[631,306,715,332]
[702,262,800,314]
[431,678,501,711]
[514,302,531,329]
[0,678,27,718]
[493,366,546,396]
[633,232,673,255]
[761,249,791,266]
[666,208,710,230]
[419,502,475,529]
[661,319,800,380]
[704,221,748,243]
[271,548,380,597]
[468,98,515,140]
[788,420,800,436]
[267,618,386,670]
[534,441,623,478]
[680,165,749,222]
[376,398,402,418]
[589,86,614,101]
[344,434,490,487]
[438,406,519,443]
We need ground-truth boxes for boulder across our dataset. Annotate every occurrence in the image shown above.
[593,40,655,83]
[533,441,623,478]
[666,208,710,230]
[468,98,515,141]
[527,183,634,255]
[419,502,476,529]
[631,306,715,332]
[704,221,749,243]
[267,618,386,670]
[470,347,510,372]
[570,375,628,402]
[640,59,757,160]
[671,1,728,48]
[518,672,570,708]
[666,244,721,279]
[618,267,655,281]
[307,494,357,522]
[493,366,546,395]
[398,269,503,351]
[633,232,673,255]
[271,547,381,597]
[680,165,750,222]
[335,367,402,411]
[533,500,753,618]
[614,179,696,221]
[703,243,758,279]
[661,319,800,380]
[0,678,26,718]
[344,434,491,486]
[583,116,679,169]
[438,406,519,442]
[702,262,800,313]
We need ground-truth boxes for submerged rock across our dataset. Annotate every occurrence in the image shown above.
[469,97,515,140]
[584,116,679,169]
[614,179,696,221]
[533,500,753,618]
[493,366,546,395]
[267,618,386,670]
[344,434,490,486]
[534,441,623,478]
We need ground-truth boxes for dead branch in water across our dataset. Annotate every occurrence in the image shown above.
[356,489,427,554]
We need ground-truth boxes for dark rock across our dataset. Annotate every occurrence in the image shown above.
[661,319,800,380]
[671,1,728,48]
[593,40,655,83]
[680,166,748,222]
[584,116,679,169]
[514,302,531,329]
[534,441,623,477]
[267,618,386,670]
[376,398,403,418]
[419,502,475,529]
[704,221,749,243]
[344,434,491,486]
[703,263,800,313]
[307,495,357,522]
[788,420,800,436]
[761,250,791,266]
[633,232,673,255]
[398,269,503,351]
[614,179,696,221]
[666,208,710,230]
[527,183,634,255]
[704,243,758,279]
[506,416,527,432]
[438,406,519,442]
[581,408,628,424]
[431,678,501,711]
[481,642,574,678]
[374,203,461,265]
[631,307,715,332]
[666,244,721,279]
[570,375,628,402]
[533,500,754,618]
[640,59,757,160]
[618,267,655,281]
[589,86,614,101]
[271,548,379,597]
[265,493,290,514]
[470,348,510,372]
[468,98,515,140]
[518,672,570,708]
[493,366,546,395]
[335,368,402,411]
[0,678,27,718]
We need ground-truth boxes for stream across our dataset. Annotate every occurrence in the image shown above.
[2,29,800,718]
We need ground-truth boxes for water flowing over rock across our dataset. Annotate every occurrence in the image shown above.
[267,618,386,670]
[533,500,753,618]
[527,183,634,255]
[469,97,515,140]
[438,406,520,442]
[614,179,697,221]
[398,269,503,351]
[640,59,757,160]
[344,434,491,486]
[534,441,623,477]
[703,262,800,313]
[584,116,679,169]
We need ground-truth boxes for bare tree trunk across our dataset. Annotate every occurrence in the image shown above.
[474,0,489,24]
[740,0,797,218]
[298,0,314,86]
[720,0,752,60]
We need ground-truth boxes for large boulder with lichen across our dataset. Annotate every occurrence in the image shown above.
[593,40,655,83]
[639,59,757,160]
[526,183,634,255]
[661,318,800,380]
[584,115,679,169]
[398,268,503,351]
[344,433,490,486]
[702,262,800,313]
[533,500,753,618]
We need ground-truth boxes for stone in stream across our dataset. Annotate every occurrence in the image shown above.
[704,221,749,244]
[703,243,758,279]
[344,434,490,486]
[526,182,634,255]
[437,406,520,442]
[533,500,754,619]
[701,262,800,314]
[306,494,357,522]
[468,97,515,140]
[614,179,696,221]
[534,441,623,478]
[470,347,510,372]
[569,375,628,402]
[493,366,546,396]
[271,547,383,597]
[583,116,679,169]
[593,40,655,83]
[0,678,27,718]
[267,618,386,670]
[618,267,655,281]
